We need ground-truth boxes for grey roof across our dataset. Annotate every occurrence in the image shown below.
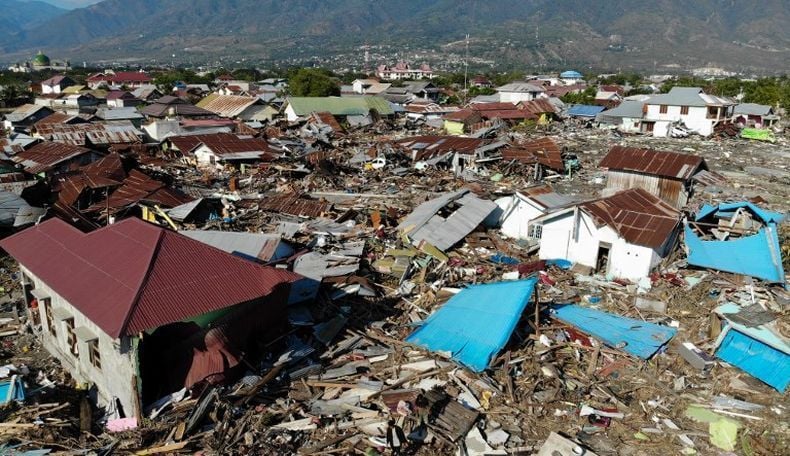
[647,87,734,107]
[496,82,546,93]
[181,230,293,262]
[165,198,204,221]
[293,252,360,280]
[398,189,497,251]
[5,104,50,122]
[95,107,144,121]
[0,191,45,227]
[733,103,773,116]
[470,94,500,103]
[596,100,645,122]
[521,191,577,210]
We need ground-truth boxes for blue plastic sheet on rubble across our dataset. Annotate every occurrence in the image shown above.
[0,376,25,404]
[685,202,785,283]
[406,278,538,372]
[567,104,606,118]
[546,259,573,270]
[551,304,677,359]
[714,303,790,392]
[489,253,519,265]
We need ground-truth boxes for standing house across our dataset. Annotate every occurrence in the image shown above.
[4,104,54,131]
[534,188,681,281]
[86,71,153,89]
[491,184,575,241]
[599,145,710,209]
[595,99,647,133]
[40,75,76,95]
[376,62,434,80]
[283,97,394,122]
[732,103,778,129]
[641,87,735,137]
[0,218,299,418]
[495,82,546,103]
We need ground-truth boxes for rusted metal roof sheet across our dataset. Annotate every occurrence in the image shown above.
[581,188,680,250]
[393,135,487,161]
[0,217,299,338]
[13,141,92,174]
[86,169,192,213]
[196,93,259,118]
[259,194,330,218]
[519,98,558,115]
[35,121,142,146]
[600,146,706,180]
[308,112,344,134]
[501,137,564,172]
[33,112,81,129]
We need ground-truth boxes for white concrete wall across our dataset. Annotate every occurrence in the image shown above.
[645,105,713,136]
[497,195,546,240]
[284,104,298,121]
[22,266,139,418]
[42,84,60,95]
[537,211,660,280]
[499,91,535,103]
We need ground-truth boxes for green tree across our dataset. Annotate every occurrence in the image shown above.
[560,87,596,104]
[287,68,340,97]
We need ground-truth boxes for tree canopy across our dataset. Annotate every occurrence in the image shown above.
[287,68,340,97]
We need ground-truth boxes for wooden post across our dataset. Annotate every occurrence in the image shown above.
[533,283,540,339]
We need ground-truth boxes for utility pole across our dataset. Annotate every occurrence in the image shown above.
[463,34,470,102]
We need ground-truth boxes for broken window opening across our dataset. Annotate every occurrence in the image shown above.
[65,318,79,357]
[89,339,101,370]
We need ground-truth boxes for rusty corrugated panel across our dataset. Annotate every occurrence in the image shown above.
[259,194,330,218]
[0,217,299,338]
[86,169,192,213]
[197,94,258,118]
[600,146,705,180]
[392,135,487,160]
[13,141,91,174]
[581,188,680,250]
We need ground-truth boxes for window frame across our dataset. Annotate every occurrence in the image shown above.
[680,105,689,115]
[43,299,56,337]
[88,339,101,370]
[64,318,79,357]
[659,104,668,114]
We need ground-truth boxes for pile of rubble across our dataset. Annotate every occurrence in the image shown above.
[0,118,788,455]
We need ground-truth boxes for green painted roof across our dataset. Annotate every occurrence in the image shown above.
[287,96,393,117]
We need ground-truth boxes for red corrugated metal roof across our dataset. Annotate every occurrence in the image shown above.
[502,137,564,171]
[0,217,300,338]
[581,188,680,250]
[600,146,706,180]
[86,169,192,213]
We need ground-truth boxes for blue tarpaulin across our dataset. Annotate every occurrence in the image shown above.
[685,202,785,283]
[0,377,25,404]
[714,303,790,392]
[567,105,606,118]
[405,278,538,372]
[551,304,677,359]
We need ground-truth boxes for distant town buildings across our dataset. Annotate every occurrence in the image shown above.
[7,51,71,73]
[376,61,435,80]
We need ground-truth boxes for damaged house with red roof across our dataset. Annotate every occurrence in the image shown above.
[533,188,681,281]
[0,217,299,419]
[167,133,278,169]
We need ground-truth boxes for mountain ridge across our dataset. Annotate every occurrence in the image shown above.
[2,0,788,73]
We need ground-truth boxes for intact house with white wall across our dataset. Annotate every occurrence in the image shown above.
[495,82,546,103]
[641,87,736,137]
[533,188,681,281]
[0,217,298,420]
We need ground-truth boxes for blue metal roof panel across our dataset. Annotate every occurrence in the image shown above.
[406,278,538,372]
[567,105,605,117]
[551,304,676,359]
